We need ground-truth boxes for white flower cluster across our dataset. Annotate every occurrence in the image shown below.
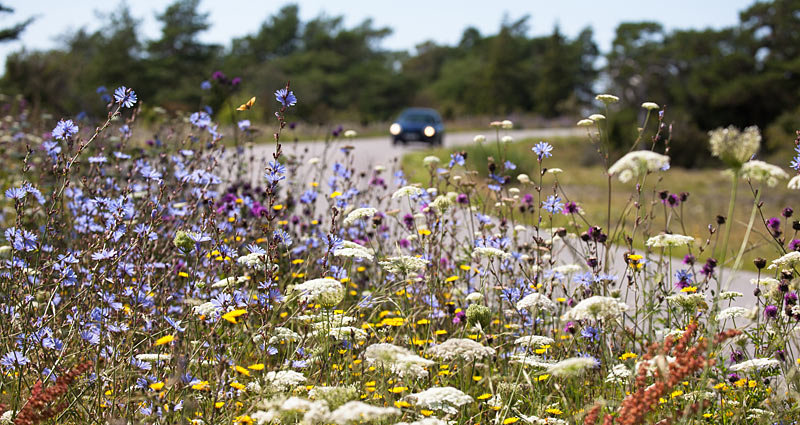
[429,195,453,213]
[716,307,751,322]
[645,233,694,248]
[317,326,368,342]
[562,296,628,321]
[392,185,424,199]
[608,151,670,183]
[509,355,554,368]
[789,175,800,190]
[729,358,780,372]
[265,370,307,392]
[192,301,221,316]
[333,241,374,261]
[326,401,400,424]
[768,251,800,270]
[547,357,597,377]
[291,278,345,308]
[427,338,495,362]
[237,252,269,270]
[405,386,473,415]
[516,292,557,313]
[514,335,555,347]
[423,155,441,166]
[708,125,761,168]
[379,255,428,275]
[666,293,707,310]
[251,397,398,425]
[739,160,789,187]
[268,327,301,344]
[471,246,509,259]
[605,364,632,383]
[211,276,249,288]
[396,418,449,425]
[342,207,377,226]
[364,343,434,378]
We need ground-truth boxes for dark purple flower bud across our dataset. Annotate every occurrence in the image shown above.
[683,254,695,265]
[783,207,794,218]
[564,321,578,334]
[785,291,798,305]
[398,238,410,248]
[764,304,779,319]
[563,201,579,214]
[452,310,466,324]
[523,194,534,205]
[231,77,241,86]
[586,257,598,268]
[679,192,689,202]
[667,194,680,207]
[754,257,767,269]
[567,298,576,308]
[727,373,741,383]
[457,193,469,204]
[730,350,744,363]
[766,217,782,237]
[789,239,800,252]
[402,214,415,230]
[212,71,226,81]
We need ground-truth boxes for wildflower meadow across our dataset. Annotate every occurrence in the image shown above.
[1,82,800,425]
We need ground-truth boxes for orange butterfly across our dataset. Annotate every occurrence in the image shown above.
[236,96,256,111]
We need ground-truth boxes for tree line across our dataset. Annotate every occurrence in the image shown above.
[1,0,799,166]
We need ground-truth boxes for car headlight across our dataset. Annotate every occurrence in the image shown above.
[390,123,402,135]
[424,126,436,137]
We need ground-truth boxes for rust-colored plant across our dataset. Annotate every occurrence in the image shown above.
[12,360,93,425]
[587,323,740,425]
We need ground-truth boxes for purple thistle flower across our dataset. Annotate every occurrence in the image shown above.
[764,304,779,319]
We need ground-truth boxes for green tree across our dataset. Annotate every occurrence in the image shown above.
[0,3,33,42]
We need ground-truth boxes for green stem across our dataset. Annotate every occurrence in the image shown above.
[729,188,762,286]
[718,169,739,289]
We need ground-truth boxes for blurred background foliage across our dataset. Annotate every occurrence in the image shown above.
[1,0,800,167]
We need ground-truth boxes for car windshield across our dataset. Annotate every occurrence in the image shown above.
[400,112,436,124]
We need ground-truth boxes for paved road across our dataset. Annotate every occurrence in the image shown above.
[253,127,586,170]
[228,127,761,312]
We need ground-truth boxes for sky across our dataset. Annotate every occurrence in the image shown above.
[0,0,759,63]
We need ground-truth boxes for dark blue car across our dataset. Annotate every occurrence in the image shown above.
[389,108,444,145]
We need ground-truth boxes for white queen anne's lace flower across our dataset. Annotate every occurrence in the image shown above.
[563,296,628,321]
[645,233,694,248]
[608,151,670,183]
[708,125,761,168]
[514,335,555,347]
[716,307,750,321]
[739,160,789,187]
[768,251,800,270]
[516,292,557,313]
[379,255,428,274]
[405,387,473,415]
[291,278,345,308]
[471,246,509,259]
[327,401,400,424]
[789,174,800,189]
[342,207,377,226]
[428,338,495,362]
[548,357,597,376]
[392,185,424,199]
[265,370,307,392]
[364,343,434,378]
[729,358,780,372]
